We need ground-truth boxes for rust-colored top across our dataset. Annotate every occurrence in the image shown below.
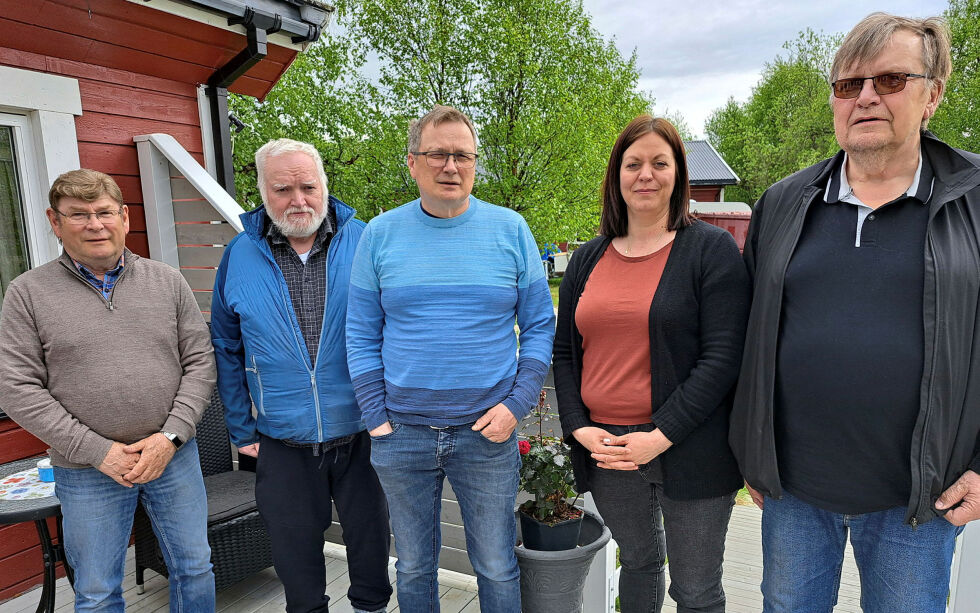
[575,241,672,424]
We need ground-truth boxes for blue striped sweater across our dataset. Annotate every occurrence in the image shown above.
[346,197,556,430]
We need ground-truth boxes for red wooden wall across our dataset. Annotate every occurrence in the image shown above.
[0,0,299,601]
[691,185,724,202]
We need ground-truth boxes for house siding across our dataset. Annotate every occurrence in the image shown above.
[691,185,723,202]
[0,0,300,601]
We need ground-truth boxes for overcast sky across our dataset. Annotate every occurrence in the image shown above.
[579,0,950,138]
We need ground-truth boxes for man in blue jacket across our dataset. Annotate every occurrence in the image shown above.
[211,139,391,613]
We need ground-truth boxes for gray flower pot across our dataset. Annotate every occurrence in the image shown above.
[514,508,612,613]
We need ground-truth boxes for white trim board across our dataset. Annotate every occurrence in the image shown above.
[0,67,83,267]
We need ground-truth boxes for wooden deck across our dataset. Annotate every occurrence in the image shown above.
[0,504,863,612]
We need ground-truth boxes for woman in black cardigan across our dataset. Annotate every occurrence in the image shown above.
[554,116,750,613]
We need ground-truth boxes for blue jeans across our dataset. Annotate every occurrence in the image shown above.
[54,439,214,612]
[761,491,962,613]
[370,422,521,613]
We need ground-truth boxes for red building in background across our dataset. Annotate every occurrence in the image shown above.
[685,139,740,202]
[0,0,330,599]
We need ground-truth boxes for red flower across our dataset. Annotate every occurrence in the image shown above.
[518,440,531,455]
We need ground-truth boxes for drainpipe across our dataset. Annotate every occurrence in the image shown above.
[205,10,279,198]
[205,7,325,198]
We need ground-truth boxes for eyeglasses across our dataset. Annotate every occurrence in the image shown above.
[831,72,929,99]
[55,209,124,225]
[411,151,478,169]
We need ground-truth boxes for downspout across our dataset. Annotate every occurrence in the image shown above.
[205,8,324,198]
[205,11,274,197]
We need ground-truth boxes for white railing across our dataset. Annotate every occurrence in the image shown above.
[950,522,980,612]
[134,133,245,318]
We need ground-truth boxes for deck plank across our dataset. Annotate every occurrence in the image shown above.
[1,504,872,613]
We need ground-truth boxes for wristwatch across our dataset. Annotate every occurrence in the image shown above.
[162,431,184,450]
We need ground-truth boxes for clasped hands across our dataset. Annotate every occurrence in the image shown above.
[98,433,177,487]
[572,426,672,470]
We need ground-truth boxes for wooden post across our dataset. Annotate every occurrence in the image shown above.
[582,492,618,612]
[949,522,980,612]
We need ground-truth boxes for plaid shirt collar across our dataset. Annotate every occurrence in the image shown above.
[72,252,125,300]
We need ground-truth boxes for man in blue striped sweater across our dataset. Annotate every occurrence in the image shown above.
[347,106,555,612]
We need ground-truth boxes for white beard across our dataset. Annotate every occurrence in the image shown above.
[268,204,326,238]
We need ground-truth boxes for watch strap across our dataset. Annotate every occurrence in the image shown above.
[162,431,184,449]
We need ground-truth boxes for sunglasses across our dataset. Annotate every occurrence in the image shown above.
[832,72,929,99]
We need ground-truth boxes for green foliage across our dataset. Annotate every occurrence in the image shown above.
[466,0,651,242]
[229,35,415,216]
[930,0,980,152]
[707,1,980,206]
[518,390,578,523]
[705,30,841,204]
[231,0,651,243]
[659,108,694,140]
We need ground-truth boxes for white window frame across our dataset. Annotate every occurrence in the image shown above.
[0,65,83,267]
[1,112,50,268]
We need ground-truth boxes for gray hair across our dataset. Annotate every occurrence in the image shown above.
[831,12,951,129]
[255,138,329,206]
[407,105,479,154]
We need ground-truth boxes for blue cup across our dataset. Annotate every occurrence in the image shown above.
[37,458,55,482]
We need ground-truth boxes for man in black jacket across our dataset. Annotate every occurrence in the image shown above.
[730,12,980,613]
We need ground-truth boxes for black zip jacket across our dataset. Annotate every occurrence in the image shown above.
[554,220,749,500]
[730,132,980,526]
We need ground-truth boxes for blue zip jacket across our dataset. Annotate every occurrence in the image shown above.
[211,196,365,446]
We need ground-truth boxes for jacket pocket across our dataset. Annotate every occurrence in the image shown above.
[244,355,265,415]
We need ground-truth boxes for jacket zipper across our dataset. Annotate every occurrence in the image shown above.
[247,202,349,443]
[61,258,129,311]
[912,234,941,529]
[245,355,265,415]
[308,230,343,442]
[764,188,818,499]
[279,283,323,441]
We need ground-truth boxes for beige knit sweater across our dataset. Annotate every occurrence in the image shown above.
[0,251,216,468]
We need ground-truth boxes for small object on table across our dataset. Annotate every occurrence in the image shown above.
[0,457,75,613]
[36,458,55,483]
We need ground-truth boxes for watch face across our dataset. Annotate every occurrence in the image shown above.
[163,432,182,448]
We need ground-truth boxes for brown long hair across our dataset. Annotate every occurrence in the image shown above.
[599,115,692,238]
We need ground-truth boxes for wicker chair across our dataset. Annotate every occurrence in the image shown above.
[133,386,273,592]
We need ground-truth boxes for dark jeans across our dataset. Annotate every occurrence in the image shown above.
[256,432,392,613]
[588,424,735,613]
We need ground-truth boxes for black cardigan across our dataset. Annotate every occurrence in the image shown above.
[553,220,750,500]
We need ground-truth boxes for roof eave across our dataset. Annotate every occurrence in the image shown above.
[172,0,333,43]
[690,179,739,186]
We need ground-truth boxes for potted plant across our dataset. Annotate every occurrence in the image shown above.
[518,390,583,551]
[515,388,611,613]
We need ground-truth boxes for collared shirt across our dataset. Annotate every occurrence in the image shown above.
[824,150,935,246]
[72,253,125,300]
[266,208,335,364]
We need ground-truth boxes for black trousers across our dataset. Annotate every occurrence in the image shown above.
[255,432,392,613]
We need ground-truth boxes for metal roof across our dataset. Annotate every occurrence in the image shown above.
[684,140,739,186]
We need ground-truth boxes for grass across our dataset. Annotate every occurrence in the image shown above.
[548,277,561,307]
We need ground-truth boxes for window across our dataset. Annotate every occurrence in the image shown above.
[0,65,83,284]
[0,122,32,303]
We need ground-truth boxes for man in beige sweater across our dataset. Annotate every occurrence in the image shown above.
[0,169,216,612]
